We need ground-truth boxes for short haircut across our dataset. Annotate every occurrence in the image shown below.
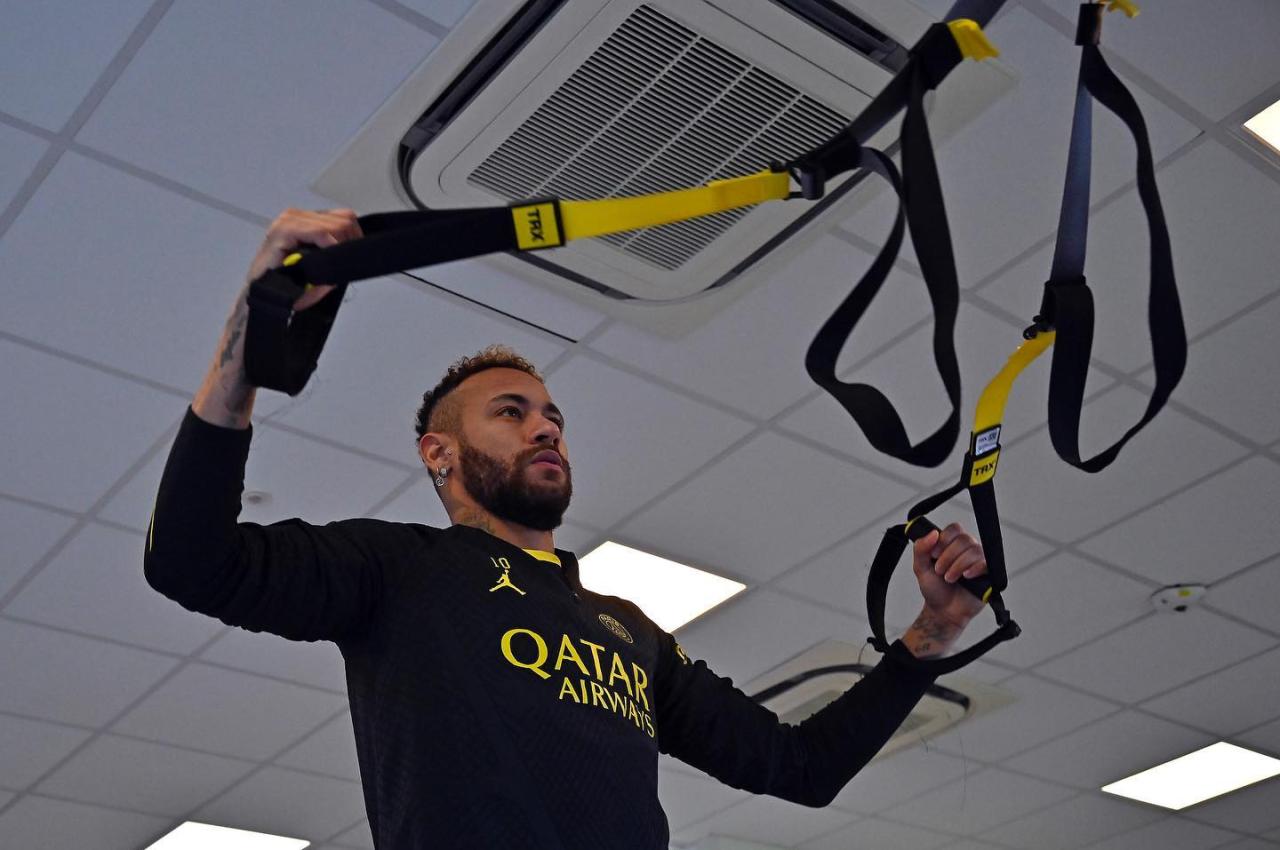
[413,345,544,449]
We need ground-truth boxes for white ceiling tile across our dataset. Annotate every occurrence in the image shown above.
[996,384,1249,542]
[1141,647,1280,738]
[0,794,170,850]
[0,619,175,727]
[1084,816,1240,850]
[275,712,360,782]
[540,355,754,529]
[398,0,478,27]
[1079,457,1280,585]
[1240,718,1280,765]
[673,589,865,687]
[1098,0,1280,121]
[0,500,75,600]
[415,256,605,341]
[620,432,915,583]
[270,278,566,463]
[1210,556,1280,634]
[928,674,1118,763]
[980,142,1280,375]
[0,123,46,210]
[199,626,347,695]
[589,234,932,420]
[0,0,154,130]
[112,662,347,761]
[985,552,1153,668]
[100,420,411,532]
[35,733,254,817]
[801,815,953,850]
[829,745,970,816]
[779,303,1052,485]
[77,0,436,217]
[881,766,1076,835]
[1214,838,1280,850]
[1038,609,1275,703]
[680,795,858,849]
[778,526,934,624]
[1183,777,1280,835]
[194,765,367,844]
[0,341,184,512]
[1004,710,1216,790]
[843,8,1200,287]
[981,792,1162,850]
[0,714,91,791]
[0,152,280,394]
[1171,296,1280,445]
[5,522,224,655]
[658,767,749,832]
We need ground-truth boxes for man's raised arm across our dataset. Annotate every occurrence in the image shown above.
[144,210,389,644]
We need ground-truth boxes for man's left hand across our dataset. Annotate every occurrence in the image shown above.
[911,522,988,627]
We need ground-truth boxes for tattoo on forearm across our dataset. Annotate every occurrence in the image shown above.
[219,299,248,370]
[905,610,960,659]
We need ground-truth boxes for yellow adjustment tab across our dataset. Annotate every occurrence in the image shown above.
[1105,0,1139,19]
[511,202,564,250]
[972,330,1056,437]
[969,448,1000,486]
[947,19,999,61]
[558,169,791,241]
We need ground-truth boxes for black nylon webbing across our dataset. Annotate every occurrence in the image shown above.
[1041,8,1186,472]
[804,25,964,468]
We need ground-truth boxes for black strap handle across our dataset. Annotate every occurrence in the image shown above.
[803,25,965,468]
[244,208,519,395]
[1040,4,1187,472]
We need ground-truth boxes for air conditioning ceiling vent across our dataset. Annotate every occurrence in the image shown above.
[315,0,1016,336]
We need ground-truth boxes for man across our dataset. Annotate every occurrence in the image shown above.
[145,209,991,849]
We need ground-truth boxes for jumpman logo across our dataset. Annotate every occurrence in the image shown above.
[489,557,525,595]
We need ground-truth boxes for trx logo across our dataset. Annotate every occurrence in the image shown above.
[969,449,1000,485]
[598,614,633,645]
[489,557,525,595]
[511,202,562,250]
[525,207,545,243]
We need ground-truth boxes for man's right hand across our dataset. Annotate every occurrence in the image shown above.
[246,207,364,311]
[192,208,364,429]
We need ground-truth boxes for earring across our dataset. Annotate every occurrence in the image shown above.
[434,466,449,488]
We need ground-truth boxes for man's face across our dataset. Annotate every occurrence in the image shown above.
[452,368,572,531]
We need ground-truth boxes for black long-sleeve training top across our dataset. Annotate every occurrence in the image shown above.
[143,406,939,849]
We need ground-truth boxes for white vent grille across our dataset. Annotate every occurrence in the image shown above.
[470,4,852,271]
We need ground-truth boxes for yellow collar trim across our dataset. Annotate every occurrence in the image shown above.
[522,548,562,567]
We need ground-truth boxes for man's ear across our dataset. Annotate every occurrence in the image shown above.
[419,432,453,469]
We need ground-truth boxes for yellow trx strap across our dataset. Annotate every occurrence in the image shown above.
[509,168,792,250]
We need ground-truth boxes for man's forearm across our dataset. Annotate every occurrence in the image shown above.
[900,607,967,659]
[192,284,258,430]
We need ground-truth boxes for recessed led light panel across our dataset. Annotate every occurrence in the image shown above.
[578,541,745,632]
[1102,742,1280,810]
[146,822,310,850]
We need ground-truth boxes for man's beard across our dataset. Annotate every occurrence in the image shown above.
[457,440,573,531]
